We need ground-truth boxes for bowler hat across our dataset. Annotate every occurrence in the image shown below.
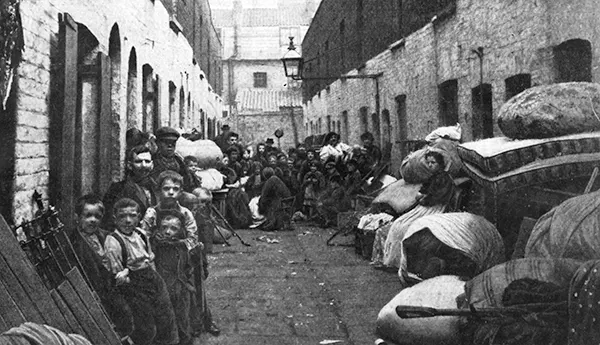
[221,124,230,130]
[266,138,275,144]
[155,126,180,141]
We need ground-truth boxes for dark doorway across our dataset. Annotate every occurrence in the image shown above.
[0,78,17,223]
[371,112,381,145]
[554,39,592,83]
[472,83,493,139]
[438,79,459,126]
[505,73,531,101]
[342,111,349,142]
[360,107,369,134]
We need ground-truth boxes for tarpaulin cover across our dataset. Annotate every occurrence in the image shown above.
[0,322,91,345]
[465,258,583,308]
[398,212,505,286]
[376,275,465,345]
[525,189,600,261]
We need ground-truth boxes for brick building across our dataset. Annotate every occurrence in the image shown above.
[0,0,224,229]
[211,0,318,148]
[303,0,600,173]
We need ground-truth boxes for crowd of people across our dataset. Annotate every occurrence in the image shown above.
[210,125,386,229]
[68,123,388,345]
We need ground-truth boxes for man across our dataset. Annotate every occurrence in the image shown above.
[213,124,231,152]
[225,132,245,156]
[265,138,279,156]
[360,131,382,172]
[151,126,201,192]
[103,145,157,229]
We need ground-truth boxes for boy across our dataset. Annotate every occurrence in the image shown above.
[71,195,133,340]
[104,198,179,345]
[153,209,196,345]
[141,170,199,252]
[344,159,363,196]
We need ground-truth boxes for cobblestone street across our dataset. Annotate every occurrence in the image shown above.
[197,224,401,345]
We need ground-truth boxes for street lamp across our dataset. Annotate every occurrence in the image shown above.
[281,37,303,81]
[281,37,382,81]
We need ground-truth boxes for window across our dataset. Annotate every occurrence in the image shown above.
[395,95,409,158]
[472,84,493,139]
[554,39,592,83]
[280,27,300,46]
[505,74,531,101]
[438,79,459,126]
[360,107,369,133]
[253,72,267,88]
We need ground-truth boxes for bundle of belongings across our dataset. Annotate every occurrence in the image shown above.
[458,82,600,195]
[0,322,92,345]
[374,82,600,345]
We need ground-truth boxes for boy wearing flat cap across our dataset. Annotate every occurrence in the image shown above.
[151,126,201,192]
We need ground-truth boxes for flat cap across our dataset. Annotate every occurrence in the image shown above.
[155,126,180,141]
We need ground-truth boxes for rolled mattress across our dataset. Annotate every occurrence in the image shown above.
[462,152,600,195]
[458,131,600,176]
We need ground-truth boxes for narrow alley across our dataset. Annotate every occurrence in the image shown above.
[198,225,400,345]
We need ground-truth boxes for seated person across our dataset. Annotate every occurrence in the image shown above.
[416,151,454,207]
[316,174,352,228]
[344,159,363,196]
[258,167,292,231]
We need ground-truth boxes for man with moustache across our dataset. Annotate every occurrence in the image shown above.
[151,126,201,193]
[103,145,157,229]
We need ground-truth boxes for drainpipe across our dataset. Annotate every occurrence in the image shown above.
[472,47,484,137]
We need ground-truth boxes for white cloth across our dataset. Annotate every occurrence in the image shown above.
[357,213,394,231]
[383,204,446,268]
[398,212,505,286]
[319,142,352,162]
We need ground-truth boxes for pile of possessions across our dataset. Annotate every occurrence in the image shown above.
[374,82,600,345]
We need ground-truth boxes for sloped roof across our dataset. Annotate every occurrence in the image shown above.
[212,5,311,28]
[236,88,302,113]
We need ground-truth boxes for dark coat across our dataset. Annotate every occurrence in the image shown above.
[103,177,156,229]
[258,176,291,231]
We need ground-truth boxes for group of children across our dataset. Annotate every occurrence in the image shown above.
[72,170,219,345]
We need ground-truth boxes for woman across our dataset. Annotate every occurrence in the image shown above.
[258,167,292,231]
[371,150,454,269]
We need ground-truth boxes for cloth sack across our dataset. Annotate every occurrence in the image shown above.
[371,179,422,214]
[194,168,225,191]
[497,82,600,139]
[397,212,505,286]
[376,275,465,345]
[357,213,394,231]
[175,138,223,169]
[464,257,583,308]
[425,123,462,142]
[0,322,92,345]
[399,142,462,184]
[525,188,600,261]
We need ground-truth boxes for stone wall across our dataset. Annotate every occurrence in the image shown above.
[236,108,304,150]
[304,0,600,174]
[8,0,223,225]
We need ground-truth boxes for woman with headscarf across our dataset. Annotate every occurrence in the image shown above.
[258,167,291,231]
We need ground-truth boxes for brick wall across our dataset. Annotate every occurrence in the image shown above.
[304,0,600,174]
[7,0,223,226]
